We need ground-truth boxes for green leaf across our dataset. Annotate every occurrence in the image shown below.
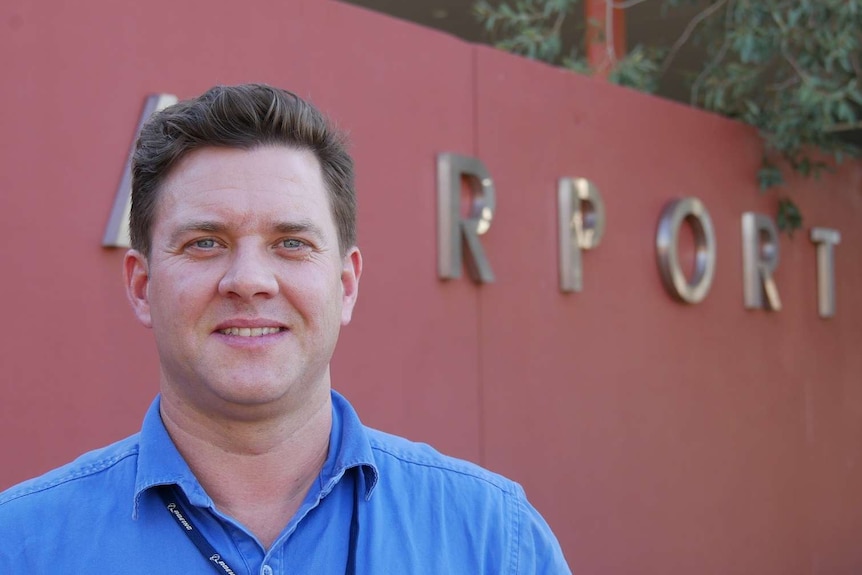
[473,0,862,235]
[777,199,803,234]
[758,163,784,191]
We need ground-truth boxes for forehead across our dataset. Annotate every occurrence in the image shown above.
[153,146,334,233]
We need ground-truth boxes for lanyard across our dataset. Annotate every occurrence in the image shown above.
[158,474,360,575]
[158,487,241,575]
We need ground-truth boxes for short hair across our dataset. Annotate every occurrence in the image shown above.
[130,84,355,256]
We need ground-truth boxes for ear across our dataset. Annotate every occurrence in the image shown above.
[340,246,362,325]
[123,249,153,328]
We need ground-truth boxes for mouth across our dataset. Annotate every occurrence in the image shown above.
[217,327,285,337]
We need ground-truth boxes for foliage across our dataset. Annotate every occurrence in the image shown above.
[473,0,663,91]
[474,0,862,233]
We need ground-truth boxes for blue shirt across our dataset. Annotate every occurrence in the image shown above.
[0,391,571,574]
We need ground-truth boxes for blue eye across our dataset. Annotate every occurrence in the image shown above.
[282,239,305,249]
[194,239,216,249]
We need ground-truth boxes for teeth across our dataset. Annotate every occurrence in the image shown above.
[220,327,282,337]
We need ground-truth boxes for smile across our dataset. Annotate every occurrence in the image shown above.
[218,327,284,337]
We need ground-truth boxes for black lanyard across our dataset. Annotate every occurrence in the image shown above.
[158,473,360,575]
[158,487,241,575]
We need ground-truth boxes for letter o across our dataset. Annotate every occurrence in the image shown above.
[655,198,717,304]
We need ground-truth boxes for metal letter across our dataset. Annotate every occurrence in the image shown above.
[655,198,716,304]
[810,227,840,318]
[741,212,782,311]
[437,153,495,283]
[102,93,178,248]
[557,178,605,292]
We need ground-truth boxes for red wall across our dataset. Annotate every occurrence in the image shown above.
[3,1,862,572]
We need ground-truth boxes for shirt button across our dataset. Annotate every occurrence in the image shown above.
[262,566,273,575]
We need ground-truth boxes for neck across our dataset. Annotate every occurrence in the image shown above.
[159,388,333,549]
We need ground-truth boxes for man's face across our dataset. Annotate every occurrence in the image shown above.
[124,146,361,418]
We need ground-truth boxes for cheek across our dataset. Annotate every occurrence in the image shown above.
[287,278,343,322]
[149,275,209,325]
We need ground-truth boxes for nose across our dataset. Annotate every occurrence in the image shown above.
[218,246,280,299]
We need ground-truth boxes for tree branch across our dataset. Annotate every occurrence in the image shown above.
[824,120,862,133]
[606,0,617,66]
[550,10,566,39]
[691,0,734,106]
[768,75,800,92]
[661,0,728,74]
[612,0,651,9]
[850,38,862,78]
[782,48,811,83]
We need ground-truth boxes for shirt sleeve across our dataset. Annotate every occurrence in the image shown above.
[513,485,573,574]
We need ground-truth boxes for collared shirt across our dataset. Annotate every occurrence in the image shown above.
[0,391,571,574]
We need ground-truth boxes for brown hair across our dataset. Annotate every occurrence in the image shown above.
[130,84,355,256]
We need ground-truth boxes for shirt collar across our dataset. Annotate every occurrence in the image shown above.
[132,390,379,518]
[132,396,210,518]
[322,389,379,501]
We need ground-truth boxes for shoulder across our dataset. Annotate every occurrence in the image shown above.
[365,425,520,496]
[362,426,532,536]
[0,434,149,570]
[0,433,140,510]
[361,427,572,573]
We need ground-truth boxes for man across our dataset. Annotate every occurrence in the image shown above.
[0,84,571,573]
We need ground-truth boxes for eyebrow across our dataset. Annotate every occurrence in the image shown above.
[273,219,326,240]
[168,221,226,246]
[168,219,326,246]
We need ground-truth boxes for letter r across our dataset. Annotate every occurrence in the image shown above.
[741,212,782,311]
[437,153,495,283]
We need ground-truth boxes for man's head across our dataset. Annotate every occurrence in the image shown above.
[123,85,363,419]
[130,84,356,257]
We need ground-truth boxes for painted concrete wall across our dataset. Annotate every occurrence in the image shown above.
[2,0,861,572]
